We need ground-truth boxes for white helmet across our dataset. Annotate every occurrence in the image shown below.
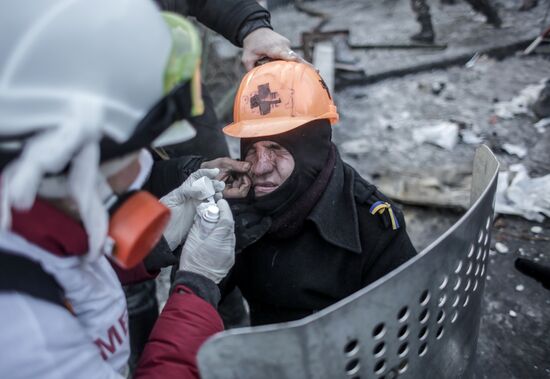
[0,0,202,259]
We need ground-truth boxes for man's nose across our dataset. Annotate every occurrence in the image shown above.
[251,147,275,176]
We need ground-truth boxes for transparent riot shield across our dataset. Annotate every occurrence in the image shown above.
[198,145,499,379]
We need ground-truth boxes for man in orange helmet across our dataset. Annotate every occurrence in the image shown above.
[220,61,418,326]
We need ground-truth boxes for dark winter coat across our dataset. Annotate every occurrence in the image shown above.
[227,152,418,326]
[156,0,271,46]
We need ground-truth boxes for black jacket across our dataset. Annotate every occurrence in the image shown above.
[156,0,271,46]
[227,153,417,326]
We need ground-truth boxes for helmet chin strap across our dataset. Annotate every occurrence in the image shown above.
[68,142,109,263]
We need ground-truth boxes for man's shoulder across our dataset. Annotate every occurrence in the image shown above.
[344,164,404,232]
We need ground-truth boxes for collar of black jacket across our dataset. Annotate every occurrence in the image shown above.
[307,151,368,254]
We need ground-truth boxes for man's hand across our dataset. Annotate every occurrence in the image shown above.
[241,28,308,71]
[201,157,252,199]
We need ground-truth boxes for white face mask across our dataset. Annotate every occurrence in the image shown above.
[33,148,154,263]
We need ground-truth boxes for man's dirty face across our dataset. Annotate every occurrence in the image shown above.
[244,141,295,197]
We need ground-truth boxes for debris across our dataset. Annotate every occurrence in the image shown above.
[495,242,510,254]
[493,80,546,119]
[533,79,550,119]
[515,284,525,292]
[509,310,518,318]
[519,0,538,11]
[489,250,497,256]
[533,118,550,133]
[431,81,446,95]
[495,164,550,222]
[530,226,543,234]
[523,26,550,56]
[518,248,526,256]
[460,130,484,145]
[501,143,527,158]
[465,52,481,68]
[313,40,335,96]
[412,121,459,150]
[340,138,370,155]
[333,35,359,65]
[375,167,471,210]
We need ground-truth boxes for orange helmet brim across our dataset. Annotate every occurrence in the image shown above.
[223,112,338,138]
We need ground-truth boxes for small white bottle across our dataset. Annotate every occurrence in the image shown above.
[198,203,220,239]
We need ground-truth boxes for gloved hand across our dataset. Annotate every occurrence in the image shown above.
[160,168,225,250]
[179,199,235,284]
[241,28,308,71]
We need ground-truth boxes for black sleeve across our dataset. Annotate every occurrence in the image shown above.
[360,207,418,286]
[156,0,271,47]
[143,155,203,198]
[143,237,179,271]
[171,270,221,308]
[218,268,238,300]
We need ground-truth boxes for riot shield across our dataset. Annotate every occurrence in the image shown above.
[198,145,499,379]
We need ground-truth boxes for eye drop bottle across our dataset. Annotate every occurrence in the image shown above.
[199,203,220,239]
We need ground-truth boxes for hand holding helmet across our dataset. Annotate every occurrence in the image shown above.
[160,168,225,250]
[241,28,308,71]
[179,199,235,284]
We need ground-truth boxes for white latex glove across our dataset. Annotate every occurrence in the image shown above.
[241,28,309,71]
[160,168,225,250]
[179,199,235,284]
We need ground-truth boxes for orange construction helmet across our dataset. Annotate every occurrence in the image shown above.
[223,61,339,138]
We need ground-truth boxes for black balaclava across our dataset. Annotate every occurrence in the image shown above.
[240,119,332,217]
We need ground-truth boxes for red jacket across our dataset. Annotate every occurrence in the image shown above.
[11,199,223,378]
[135,285,223,379]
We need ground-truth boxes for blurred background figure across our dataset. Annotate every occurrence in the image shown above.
[410,0,502,43]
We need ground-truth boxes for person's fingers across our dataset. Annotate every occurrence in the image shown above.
[240,174,252,191]
[223,187,246,199]
[226,159,251,173]
[222,173,251,199]
[201,157,251,173]
[200,158,220,170]
[277,48,313,68]
[223,183,250,198]
[216,169,234,183]
[242,51,258,71]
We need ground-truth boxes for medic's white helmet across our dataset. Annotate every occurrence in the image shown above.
[0,0,202,164]
[0,0,203,258]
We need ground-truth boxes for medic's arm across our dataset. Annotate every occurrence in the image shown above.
[134,198,235,378]
[133,274,223,379]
